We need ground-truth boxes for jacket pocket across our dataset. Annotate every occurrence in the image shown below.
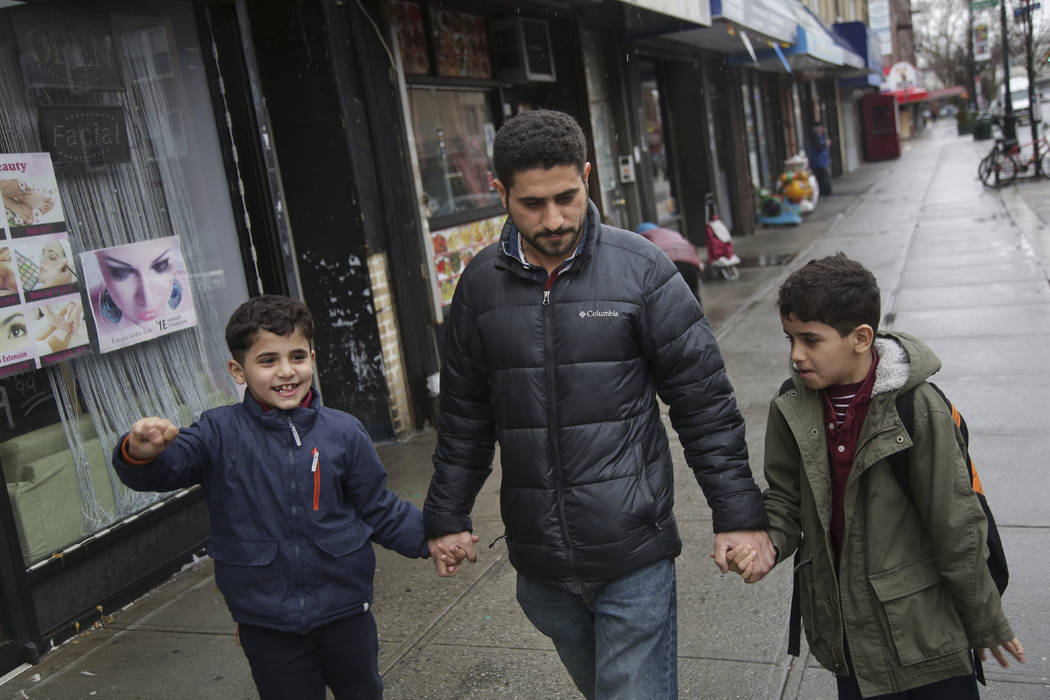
[868,556,968,666]
[313,519,373,558]
[208,536,280,616]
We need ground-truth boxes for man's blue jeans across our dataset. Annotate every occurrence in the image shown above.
[516,558,678,700]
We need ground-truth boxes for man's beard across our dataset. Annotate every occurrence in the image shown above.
[517,217,586,260]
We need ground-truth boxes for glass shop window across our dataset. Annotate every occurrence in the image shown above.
[407,88,502,226]
[0,1,249,566]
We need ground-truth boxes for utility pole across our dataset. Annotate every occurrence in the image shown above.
[1021,0,1039,165]
[1000,0,1017,140]
[967,0,978,111]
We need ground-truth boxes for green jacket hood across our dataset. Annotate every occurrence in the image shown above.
[870,330,941,396]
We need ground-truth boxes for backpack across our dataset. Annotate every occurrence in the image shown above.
[780,379,1008,682]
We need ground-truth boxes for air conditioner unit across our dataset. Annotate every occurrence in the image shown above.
[490,17,556,84]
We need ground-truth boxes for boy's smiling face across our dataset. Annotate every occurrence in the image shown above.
[781,313,873,390]
[227,328,314,410]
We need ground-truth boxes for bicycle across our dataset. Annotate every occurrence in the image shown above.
[1009,126,1050,180]
[978,136,1019,187]
[978,122,1050,187]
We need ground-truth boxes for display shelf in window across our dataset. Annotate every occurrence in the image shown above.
[431,214,502,305]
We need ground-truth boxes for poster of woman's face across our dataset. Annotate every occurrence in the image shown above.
[80,236,197,354]
[14,233,77,301]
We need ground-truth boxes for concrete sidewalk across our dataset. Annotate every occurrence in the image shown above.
[5,121,1049,699]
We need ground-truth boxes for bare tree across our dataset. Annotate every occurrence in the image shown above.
[914,0,971,88]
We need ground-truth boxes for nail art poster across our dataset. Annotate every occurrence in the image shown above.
[80,236,197,354]
[0,153,67,238]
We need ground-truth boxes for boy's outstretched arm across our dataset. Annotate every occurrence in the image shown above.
[978,637,1026,667]
[124,417,180,461]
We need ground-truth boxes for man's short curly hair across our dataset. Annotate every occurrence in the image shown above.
[493,109,587,189]
[226,294,314,363]
[777,253,881,336]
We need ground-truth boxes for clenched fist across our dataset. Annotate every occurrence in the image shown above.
[126,417,179,461]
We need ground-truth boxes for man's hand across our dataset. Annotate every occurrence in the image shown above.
[126,417,179,461]
[711,530,775,582]
[978,637,1026,667]
[428,531,480,577]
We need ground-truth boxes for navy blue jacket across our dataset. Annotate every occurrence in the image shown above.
[425,201,767,588]
[113,392,428,634]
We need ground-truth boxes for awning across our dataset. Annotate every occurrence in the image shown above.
[613,0,712,39]
[881,62,928,104]
[885,86,930,104]
[833,21,883,88]
[928,86,967,100]
[618,0,710,26]
[653,0,793,59]
[725,1,869,74]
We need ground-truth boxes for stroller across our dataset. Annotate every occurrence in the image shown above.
[705,194,740,280]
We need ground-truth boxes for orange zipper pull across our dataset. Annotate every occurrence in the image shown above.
[311,448,320,511]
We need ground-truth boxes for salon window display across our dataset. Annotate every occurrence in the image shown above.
[80,236,197,353]
[0,153,66,237]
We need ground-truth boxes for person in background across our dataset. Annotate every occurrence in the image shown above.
[636,222,702,303]
[808,122,832,197]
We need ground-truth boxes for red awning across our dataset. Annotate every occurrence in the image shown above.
[882,86,930,104]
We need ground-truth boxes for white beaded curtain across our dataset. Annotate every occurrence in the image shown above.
[0,12,237,530]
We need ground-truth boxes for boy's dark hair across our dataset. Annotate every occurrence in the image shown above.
[777,253,880,335]
[493,109,586,189]
[225,295,314,363]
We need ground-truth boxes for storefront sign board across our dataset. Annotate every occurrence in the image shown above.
[11,7,123,91]
[39,105,130,165]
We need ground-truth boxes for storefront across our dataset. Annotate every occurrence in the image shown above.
[0,0,256,668]
[0,0,441,671]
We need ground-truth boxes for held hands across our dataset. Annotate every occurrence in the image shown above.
[712,530,776,584]
[126,417,179,461]
[978,638,1026,668]
[428,531,480,577]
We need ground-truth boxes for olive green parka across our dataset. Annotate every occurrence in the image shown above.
[763,331,1013,697]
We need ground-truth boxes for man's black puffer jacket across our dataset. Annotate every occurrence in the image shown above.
[425,201,768,586]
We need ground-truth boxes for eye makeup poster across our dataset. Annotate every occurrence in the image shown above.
[79,236,197,354]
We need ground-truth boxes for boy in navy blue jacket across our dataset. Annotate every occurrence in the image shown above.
[113,295,462,699]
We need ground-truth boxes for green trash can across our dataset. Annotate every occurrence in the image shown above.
[973,115,994,141]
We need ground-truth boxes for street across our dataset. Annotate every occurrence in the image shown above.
[3,120,1049,699]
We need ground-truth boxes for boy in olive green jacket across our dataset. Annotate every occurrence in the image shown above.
[730,254,1024,699]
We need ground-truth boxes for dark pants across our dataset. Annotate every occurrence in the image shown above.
[238,612,382,700]
[837,672,979,700]
[815,165,832,196]
[837,645,979,700]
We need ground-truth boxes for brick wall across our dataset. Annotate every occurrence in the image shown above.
[366,252,413,439]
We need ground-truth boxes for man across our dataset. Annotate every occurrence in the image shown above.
[425,109,774,699]
[809,121,833,197]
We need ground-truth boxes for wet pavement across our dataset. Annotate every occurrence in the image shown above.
[3,120,1049,699]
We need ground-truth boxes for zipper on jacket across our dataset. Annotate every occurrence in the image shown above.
[541,280,576,574]
[287,416,301,446]
[311,448,320,511]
